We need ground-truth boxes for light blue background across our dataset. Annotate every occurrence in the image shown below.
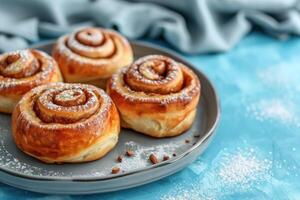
[1,32,300,199]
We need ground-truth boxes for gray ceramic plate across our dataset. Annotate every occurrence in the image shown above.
[0,41,220,194]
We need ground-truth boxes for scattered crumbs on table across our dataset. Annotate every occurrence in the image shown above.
[185,139,190,144]
[115,141,182,172]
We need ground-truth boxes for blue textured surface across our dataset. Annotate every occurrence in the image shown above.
[1,32,300,199]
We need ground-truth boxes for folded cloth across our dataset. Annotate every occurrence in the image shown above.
[0,0,300,53]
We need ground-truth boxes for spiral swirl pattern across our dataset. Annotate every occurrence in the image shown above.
[68,28,115,58]
[35,86,99,124]
[12,83,120,163]
[124,55,184,94]
[0,50,39,79]
[0,49,62,113]
[52,27,133,88]
[107,55,201,137]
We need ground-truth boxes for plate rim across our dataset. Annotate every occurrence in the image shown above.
[0,40,221,182]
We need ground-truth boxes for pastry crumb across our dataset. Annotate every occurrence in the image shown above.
[163,155,170,161]
[111,167,120,174]
[126,150,134,157]
[149,153,159,164]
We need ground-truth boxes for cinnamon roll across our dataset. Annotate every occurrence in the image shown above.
[12,83,120,163]
[0,49,62,113]
[107,55,201,138]
[52,27,133,89]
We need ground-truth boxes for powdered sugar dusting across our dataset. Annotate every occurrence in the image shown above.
[218,151,271,186]
[258,61,300,92]
[246,99,300,127]
[161,147,272,200]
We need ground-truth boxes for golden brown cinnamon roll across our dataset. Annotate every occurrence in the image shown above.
[0,49,62,113]
[52,27,133,89]
[107,55,201,138]
[12,83,120,163]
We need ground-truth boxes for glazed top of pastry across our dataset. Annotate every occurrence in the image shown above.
[33,83,110,124]
[109,55,201,104]
[124,55,185,94]
[0,51,39,79]
[0,49,58,95]
[16,83,113,127]
[55,27,132,61]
